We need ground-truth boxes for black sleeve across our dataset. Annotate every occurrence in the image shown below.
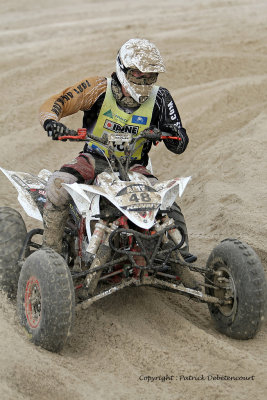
[151,87,189,154]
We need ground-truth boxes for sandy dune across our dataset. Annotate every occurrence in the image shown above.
[0,0,267,399]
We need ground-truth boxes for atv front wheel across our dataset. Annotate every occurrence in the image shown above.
[17,248,75,352]
[205,238,266,339]
[0,207,27,298]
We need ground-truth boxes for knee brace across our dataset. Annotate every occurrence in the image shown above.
[46,171,77,208]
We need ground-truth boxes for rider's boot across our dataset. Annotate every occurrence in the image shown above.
[162,241,200,290]
[180,249,197,264]
[169,203,197,263]
[173,249,200,290]
[174,262,200,290]
[42,203,68,254]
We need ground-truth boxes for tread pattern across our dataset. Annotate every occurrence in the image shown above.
[0,207,27,298]
[17,248,75,352]
[168,202,189,253]
[206,238,267,339]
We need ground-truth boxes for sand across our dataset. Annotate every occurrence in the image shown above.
[0,0,266,399]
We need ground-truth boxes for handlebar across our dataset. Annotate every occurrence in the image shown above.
[58,129,181,142]
[57,128,181,181]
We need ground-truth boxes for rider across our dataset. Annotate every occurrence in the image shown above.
[40,38,196,268]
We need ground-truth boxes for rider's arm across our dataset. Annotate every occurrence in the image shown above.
[152,87,189,154]
[39,76,107,127]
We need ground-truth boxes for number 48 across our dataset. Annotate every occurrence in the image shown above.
[129,193,151,202]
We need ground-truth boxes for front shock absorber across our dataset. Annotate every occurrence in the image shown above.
[85,217,127,295]
[86,220,108,258]
[154,216,183,245]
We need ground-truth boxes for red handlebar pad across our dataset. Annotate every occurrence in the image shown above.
[58,134,86,140]
[58,128,87,141]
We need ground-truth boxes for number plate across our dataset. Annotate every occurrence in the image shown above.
[108,132,132,145]
[116,184,161,211]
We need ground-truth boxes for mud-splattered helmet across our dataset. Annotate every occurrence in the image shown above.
[116,38,165,104]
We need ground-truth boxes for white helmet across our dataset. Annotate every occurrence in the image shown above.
[116,38,165,104]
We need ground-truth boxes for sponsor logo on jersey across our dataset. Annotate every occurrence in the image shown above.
[104,119,139,135]
[131,115,148,125]
[104,110,128,123]
[103,109,113,118]
[167,101,177,121]
[114,113,128,123]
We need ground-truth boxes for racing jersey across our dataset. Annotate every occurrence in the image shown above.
[39,74,189,165]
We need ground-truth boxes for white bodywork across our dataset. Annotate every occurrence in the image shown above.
[0,166,190,237]
[0,167,52,221]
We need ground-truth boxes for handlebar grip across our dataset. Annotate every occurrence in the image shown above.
[141,133,162,140]
[58,129,108,144]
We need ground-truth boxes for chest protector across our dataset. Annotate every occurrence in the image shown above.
[87,78,158,160]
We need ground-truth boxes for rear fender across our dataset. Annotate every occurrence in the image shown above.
[0,167,51,221]
[154,176,191,209]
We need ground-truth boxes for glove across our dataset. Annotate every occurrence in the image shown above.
[161,123,186,137]
[141,126,162,141]
[44,119,70,140]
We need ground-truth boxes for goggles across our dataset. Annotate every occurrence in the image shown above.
[126,69,158,86]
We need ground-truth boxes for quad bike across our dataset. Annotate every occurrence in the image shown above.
[0,128,266,352]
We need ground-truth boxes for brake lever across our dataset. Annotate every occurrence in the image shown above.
[161,136,181,140]
[140,132,181,141]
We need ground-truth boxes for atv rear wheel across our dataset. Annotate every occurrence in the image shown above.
[0,207,27,298]
[17,248,75,352]
[205,238,266,339]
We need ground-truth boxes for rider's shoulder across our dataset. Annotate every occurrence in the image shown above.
[69,76,107,94]
[155,86,174,105]
[78,76,107,90]
[157,86,172,97]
